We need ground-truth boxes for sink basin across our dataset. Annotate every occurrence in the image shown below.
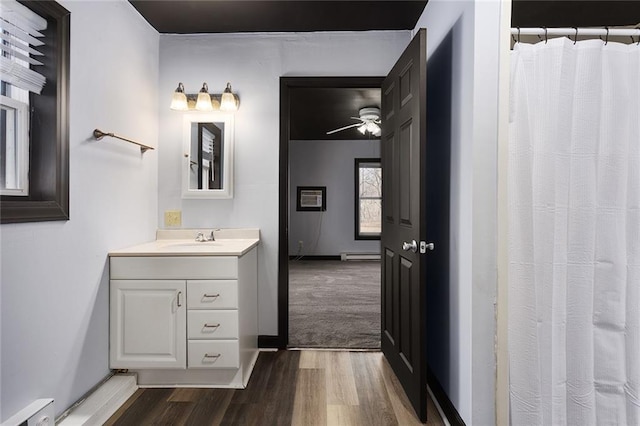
[163,241,221,248]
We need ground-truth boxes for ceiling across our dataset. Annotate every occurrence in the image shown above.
[511,1,640,27]
[129,1,428,34]
[289,88,381,141]
[130,1,424,140]
[134,1,639,141]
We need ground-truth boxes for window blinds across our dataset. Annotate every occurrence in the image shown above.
[0,0,47,94]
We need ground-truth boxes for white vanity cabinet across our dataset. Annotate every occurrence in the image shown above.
[109,240,258,388]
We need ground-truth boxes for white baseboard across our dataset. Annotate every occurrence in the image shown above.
[340,253,381,261]
[58,375,137,426]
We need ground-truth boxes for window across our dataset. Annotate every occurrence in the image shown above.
[0,0,70,223]
[0,0,45,197]
[355,158,381,240]
[1,95,29,196]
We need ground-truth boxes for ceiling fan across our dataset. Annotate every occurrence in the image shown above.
[326,107,382,137]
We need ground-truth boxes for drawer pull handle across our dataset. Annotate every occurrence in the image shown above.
[203,293,220,299]
[204,353,221,359]
[177,291,183,307]
[203,323,220,328]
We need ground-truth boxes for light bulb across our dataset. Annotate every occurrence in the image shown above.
[220,82,238,111]
[170,82,188,111]
[195,82,213,111]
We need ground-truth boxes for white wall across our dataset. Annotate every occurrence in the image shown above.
[413,0,504,424]
[0,1,159,420]
[289,139,380,256]
[158,31,410,335]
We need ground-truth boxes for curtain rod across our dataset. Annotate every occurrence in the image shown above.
[511,27,640,37]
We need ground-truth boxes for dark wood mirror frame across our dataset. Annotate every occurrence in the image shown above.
[1,1,70,224]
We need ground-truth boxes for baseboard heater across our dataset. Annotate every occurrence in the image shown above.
[1,399,54,426]
[340,253,381,261]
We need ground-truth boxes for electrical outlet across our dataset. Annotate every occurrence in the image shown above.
[164,210,182,227]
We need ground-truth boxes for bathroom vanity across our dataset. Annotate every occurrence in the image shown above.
[108,229,259,388]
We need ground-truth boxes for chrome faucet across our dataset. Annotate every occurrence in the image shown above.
[195,231,215,242]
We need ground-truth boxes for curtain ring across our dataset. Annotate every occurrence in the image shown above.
[518,27,521,43]
[605,27,609,45]
[544,27,548,44]
[573,27,578,44]
[512,32,517,44]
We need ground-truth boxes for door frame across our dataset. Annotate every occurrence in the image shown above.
[277,76,385,348]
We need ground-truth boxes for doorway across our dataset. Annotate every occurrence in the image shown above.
[278,77,385,348]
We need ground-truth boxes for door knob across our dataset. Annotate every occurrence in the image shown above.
[402,240,418,253]
[420,241,435,252]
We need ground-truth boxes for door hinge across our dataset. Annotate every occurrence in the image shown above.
[420,241,435,254]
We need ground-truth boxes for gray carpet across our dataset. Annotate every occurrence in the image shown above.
[289,260,381,349]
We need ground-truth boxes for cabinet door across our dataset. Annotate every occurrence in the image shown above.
[110,280,186,369]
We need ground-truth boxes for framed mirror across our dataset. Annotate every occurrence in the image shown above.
[182,113,234,199]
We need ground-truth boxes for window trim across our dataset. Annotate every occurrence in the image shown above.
[354,157,381,240]
[1,1,70,224]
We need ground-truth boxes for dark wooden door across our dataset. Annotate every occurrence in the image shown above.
[380,28,429,422]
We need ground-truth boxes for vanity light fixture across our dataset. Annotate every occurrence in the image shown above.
[170,82,240,112]
[220,82,238,112]
[170,82,188,111]
[195,83,214,111]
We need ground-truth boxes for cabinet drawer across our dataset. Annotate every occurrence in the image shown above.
[188,310,238,339]
[188,340,239,369]
[187,280,238,309]
[110,256,238,280]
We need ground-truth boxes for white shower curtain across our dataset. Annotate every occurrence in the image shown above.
[508,37,640,425]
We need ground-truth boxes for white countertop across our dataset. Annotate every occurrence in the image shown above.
[109,228,260,257]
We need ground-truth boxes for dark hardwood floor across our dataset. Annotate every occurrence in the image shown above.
[106,350,445,425]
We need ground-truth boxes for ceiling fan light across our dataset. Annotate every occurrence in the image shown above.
[358,124,367,134]
[366,122,379,133]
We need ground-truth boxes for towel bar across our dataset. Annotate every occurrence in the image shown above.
[93,129,154,154]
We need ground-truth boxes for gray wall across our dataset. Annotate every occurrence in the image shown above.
[157,31,410,335]
[414,1,505,424]
[289,140,380,256]
[0,1,159,421]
